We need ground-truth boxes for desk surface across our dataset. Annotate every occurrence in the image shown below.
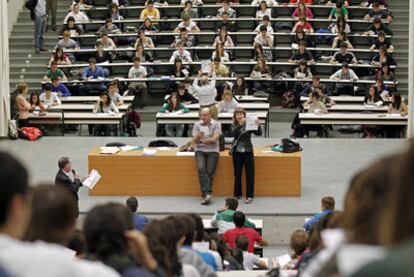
[299,112,408,125]
[303,104,388,112]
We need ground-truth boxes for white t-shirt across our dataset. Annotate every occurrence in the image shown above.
[128,65,148,78]
[0,235,120,277]
[170,50,193,63]
[254,23,274,33]
[177,21,197,31]
[63,11,89,24]
[40,92,61,107]
[243,251,262,270]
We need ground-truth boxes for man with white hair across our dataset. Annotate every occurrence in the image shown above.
[189,108,222,205]
[192,71,218,119]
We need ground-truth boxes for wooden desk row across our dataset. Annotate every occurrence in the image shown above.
[155,111,270,136]
[299,113,407,126]
[88,146,301,196]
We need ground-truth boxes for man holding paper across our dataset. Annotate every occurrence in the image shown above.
[189,108,222,205]
[230,108,262,204]
[54,157,84,217]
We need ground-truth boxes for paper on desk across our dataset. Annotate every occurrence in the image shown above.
[157,147,171,151]
[143,148,157,156]
[100,147,120,154]
[83,169,101,190]
[246,113,258,131]
[276,254,291,268]
[176,151,195,156]
[120,146,143,151]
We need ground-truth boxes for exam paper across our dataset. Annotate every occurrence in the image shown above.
[276,254,291,268]
[100,147,120,154]
[176,151,195,156]
[201,60,211,73]
[246,114,258,131]
[83,169,101,190]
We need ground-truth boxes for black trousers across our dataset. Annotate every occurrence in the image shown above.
[233,151,255,198]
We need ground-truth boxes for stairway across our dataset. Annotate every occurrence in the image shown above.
[9,0,69,92]
[387,2,409,96]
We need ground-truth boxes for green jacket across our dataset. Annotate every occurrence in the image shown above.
[215,209,256,228]
[159,103,189,113]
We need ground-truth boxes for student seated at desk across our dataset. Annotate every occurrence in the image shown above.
[250,58,272,92]
[255,1,271,21]
[364,85,383,105]
[223,211,268,253]
[292,2,314,19]
[217,89,239,114]
[59,16,83,36]
[293,91,327,137]
[387,94,407,116]
[282,229,309,270]
[107,81,124,106]
[29,92,46,112]
[159,92,190,137]
[251,0,278,6]
[365,17,393,36]
[303,196,335,231]
[330,42,357,65]
[292,16,314,34]
[140,1,160,20]
[375,63,395,82]
[253,25,274,61]
[213,27,234,48]
[63,3,89,26]
[181,1,199,19]
[80,58,108,95]
[39,83,61,107]
[371,46,397,67]
[172,28,195,48]
[328,1,348,21]
[138,18,160,33]
[51,77,71,97]
[43,61,67,82]
[254,15,274,34]
[134,30,155,49]
[364,1,393,24]
[332,31,353,49]
[294,60,313,97]
[315,86,335,107]
[127,57,149,109]
[289,41,315,65]
[49,47,71,66]
[211,44,230,63]
[215,12,238,33]
[96,33,116,50]
[329,16,351,34]
[170,41,193,63]
[174,15,200,33]
[93,92,119,136]
[212,57,229,78]
[300,76,331,97]
[177,83,198,104]
[236,235,268,270]
[94,42,112,77]
[57,31,80,63]
[370,31,394,54]
[303,91,327,114]
[232,77,248,96]
[325,0,349,7]
[211,197,256,235]
[109,3,125,32]
[330,62,358,96]
[96,18,121,36]
[217,0,236,18]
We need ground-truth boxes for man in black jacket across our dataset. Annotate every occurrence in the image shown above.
[54,157,83,217]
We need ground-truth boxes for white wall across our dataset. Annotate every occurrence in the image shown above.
[1,0,11,136]
[8,0,25,34]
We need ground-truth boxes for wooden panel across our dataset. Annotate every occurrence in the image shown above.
[89,147,301,196]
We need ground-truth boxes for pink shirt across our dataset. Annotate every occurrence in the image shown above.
[292,7,314,18]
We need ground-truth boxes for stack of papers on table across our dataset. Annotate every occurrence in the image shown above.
[176,151,195,156]
[120,146,144,151]
[143,148,157,156]
[100,147,120,154]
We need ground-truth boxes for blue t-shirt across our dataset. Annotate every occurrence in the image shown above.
[303,209,333,231]
[132,214,149,231]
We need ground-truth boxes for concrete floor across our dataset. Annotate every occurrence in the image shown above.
[0,137,407,215]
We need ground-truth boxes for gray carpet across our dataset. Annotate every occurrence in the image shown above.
[0,137,407,215]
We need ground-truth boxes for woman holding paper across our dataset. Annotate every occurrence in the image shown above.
[159,92,190,137]
[231,108,262,204]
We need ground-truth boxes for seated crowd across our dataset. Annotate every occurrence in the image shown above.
[14,0,404,138]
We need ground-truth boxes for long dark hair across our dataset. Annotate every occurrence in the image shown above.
[234,77,246,92]
[99,92,113,111]
[167,92,181,111]
[392,94,402,110]
[29,92,41,106]
[53,47,66,62]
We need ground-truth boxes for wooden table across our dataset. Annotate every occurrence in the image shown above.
[88,147,301,196]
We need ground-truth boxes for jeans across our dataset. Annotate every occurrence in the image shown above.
[233,151,255,198]
[34,15,47,49]
[195,151,219,197]
[166,124,184,137]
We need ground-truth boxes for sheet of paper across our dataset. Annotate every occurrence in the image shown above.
[246,113,258,131]
[100,147,120,154]
[201,60,211,73]
[156,147,171,151]
[276,254,291,268]
[143,148,157,156]
[176,151,195,156]
[83,169,101,190]
[182,68,189,76]
[199,126,209,137]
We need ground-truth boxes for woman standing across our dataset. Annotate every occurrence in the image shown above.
[231,107,262,204]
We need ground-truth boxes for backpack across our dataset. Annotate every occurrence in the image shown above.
[8,120,19,140]
[20,127,42,141]
[280,138,302,153]
[148,140,178,147]
[282,91,296,108]
[25,0,38,20]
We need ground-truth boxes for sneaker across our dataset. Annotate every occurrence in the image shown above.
[201,194,212,205]
[244,197,253,204]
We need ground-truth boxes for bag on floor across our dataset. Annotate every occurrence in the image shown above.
[8,120,19,140]
[282,91,296,108]
[20,127,42,141]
